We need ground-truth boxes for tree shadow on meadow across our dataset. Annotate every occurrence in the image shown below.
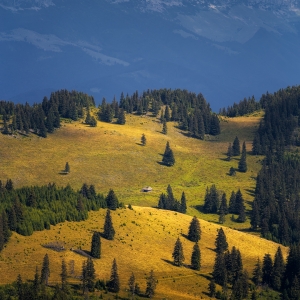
[161,258,174,266]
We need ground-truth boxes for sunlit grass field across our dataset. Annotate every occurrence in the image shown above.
[0,113,262,224]
[0,207,287,299]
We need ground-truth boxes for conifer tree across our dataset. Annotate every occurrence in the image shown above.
[0,216,4,251]
[128,272,136,297]
[90,231,101,259]
[172,237,185,267]
[232,136,241,156]
[164,105,170,122]
[107,258,120,293]
[191,243,201,270]
[162,141,175,166]
[227,143,233,161]
[212,252,227,286]
[81,257,96,293]
[106,189,119,210]
[40,254,50,286]
[215,228,228,254]
[188,216,201,242]
[64,162,70,173]
[219,193,228,215]
[262,253,273,286]
[103,209,115,240]
[180,191,187,214]
[272,246,285,291]
[141,133,146,146]
[162,120,168,134]
[228,191,236,214]
[145,270,157,298]
[208,279,216,297]
[117,108,126,125]
[61,259,68,292]
[252,257,263,286]
[238,141,247,172]
[33,266,40,294]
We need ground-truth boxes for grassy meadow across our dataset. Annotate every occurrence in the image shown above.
[0,111,278,298]
[0,112,262,226]
[0,207,287,299]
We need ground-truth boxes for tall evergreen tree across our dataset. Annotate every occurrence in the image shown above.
[215,228,228,254]
[238,141,247,172]
[81,257,95,293]
[103,209,115,240]
[60,259,68,292]
[90,231,101,259]
[128,272,136,297]
[227,143,233,161]
[162,141,175,166]
[164,105,170,122]
[272,246,285,291]
[106,189,119,210]
[252,257,263,286]
[180,191,187,213]
[145,270,157,298]
[64,162,70,173]
[162,120,168,134]
[40,254,50,286]
[141,133,146,146]
[208,279,216,298]
[188,216,201,242]
[117,108,126,125]
[191,243,201,270]
[212,252,227,286]
[172,237,185,267]
[232,136,241,156]
[107,258,120,293]
[219,193,228,215]
[262,253,273,286]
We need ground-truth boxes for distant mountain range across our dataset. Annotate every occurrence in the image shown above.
[1,0,300,110]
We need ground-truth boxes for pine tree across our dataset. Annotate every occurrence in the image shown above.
[208,279,216,297]
[272,246,285,291]
[188,216,201,242]
[162,120,168,134]
[227,143,233,161]
[238,141,247,172]
[215,228,228,254]
[141,133,146,146]
[162,141,175,166]
[145,270,157,298]
[232,136,241,156]
[219,193,228,215]
[117,108,126,125]
[128,272,136,296]
[180,191,187,213]
[33,266,40,294]
[228,191,236,214]
[172,237,185,266]
[81,258,96,293]
[262,253,273,286]
[61,259,68,292]
[191,243,201,270]
[64,162,70,173]
[164,105,170,121]
[107,258,120,293]
[103,209,115,240]
[90,231,101,258]
[212,252,227,286]
[105,189,119,210]
[40,254,50,286]
[252,257,263,286]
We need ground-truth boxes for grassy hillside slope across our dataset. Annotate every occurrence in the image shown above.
[0,113,262,227]
[0,207,286,299]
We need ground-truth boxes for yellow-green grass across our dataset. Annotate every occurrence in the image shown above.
[0,207,287,299]
[0,113,262,229]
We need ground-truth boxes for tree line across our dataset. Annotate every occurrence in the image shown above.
[0,90,95,137]
[0,181,122,251]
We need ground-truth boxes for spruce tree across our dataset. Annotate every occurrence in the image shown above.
[162,141,175,166]
[180,191,187,213]
[272,246,285,291]
[262,253,273,286]
[191,243,201,270]
[162,120,168,134]
[188,216,201,242]
[219,193,228,215]
[172,237,185,267]
[164,105,170,121]
[128,272,136,296]
[252,257,263,286]
[117,108,126,125]
[238,141,247,172]
[64,162,70,173]
[145,270,157,298]
[208,279,216,297]
[90,231,101,258]
[81,258,95,293]
[61,259,68,292]
[215,228,228,254]
[103,209,115,240]
[227,143,233,161]
[141,133,146,146]
[232,136,241,156]
[40,253,50,286]
[107,258,120,293]
[105,189,119,210]
[212,252,227,286]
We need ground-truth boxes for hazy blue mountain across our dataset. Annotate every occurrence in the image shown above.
[1,0,300,110]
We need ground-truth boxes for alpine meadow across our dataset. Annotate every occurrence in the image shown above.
[1,86,300,299]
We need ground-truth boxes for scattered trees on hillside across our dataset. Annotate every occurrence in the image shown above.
[162,141,175,166]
